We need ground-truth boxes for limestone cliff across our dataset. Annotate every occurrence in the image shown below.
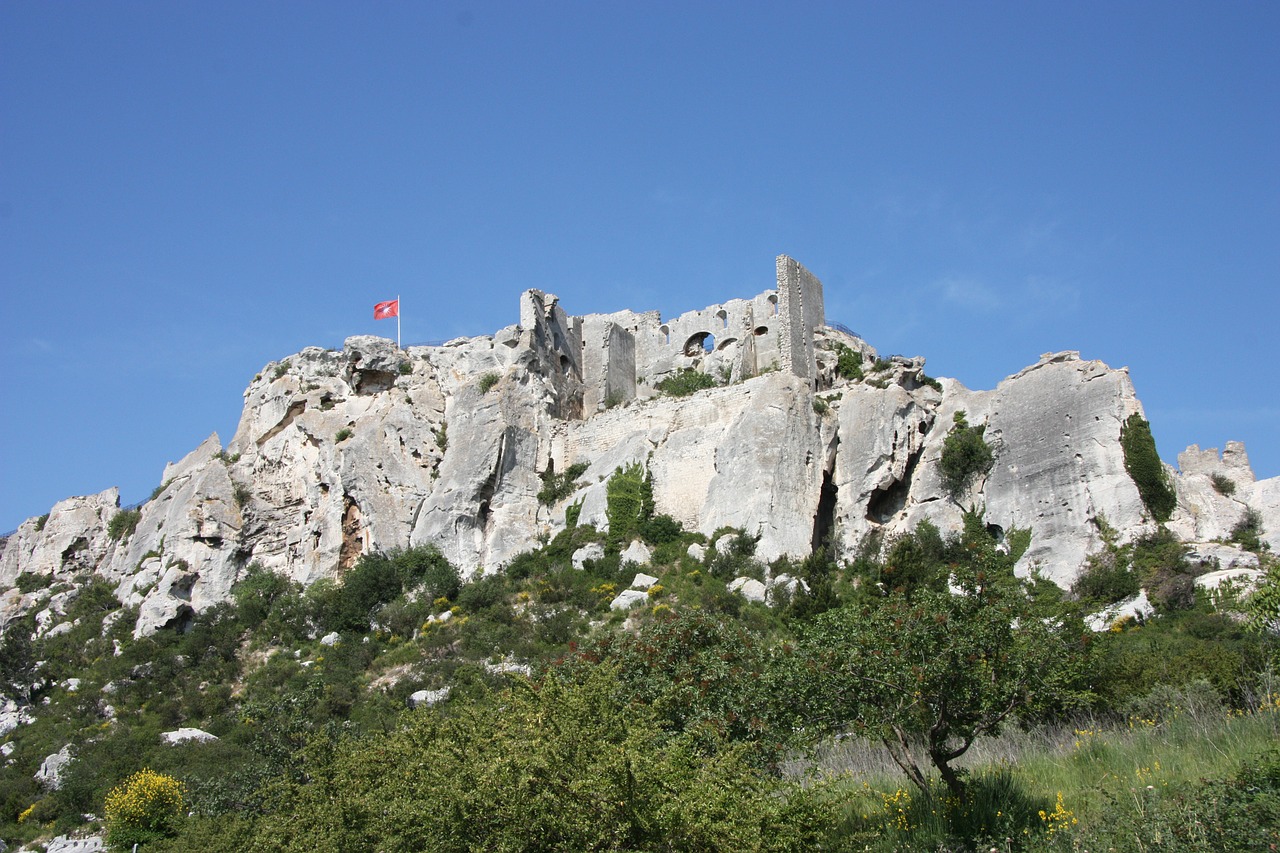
[2,255,1275,635]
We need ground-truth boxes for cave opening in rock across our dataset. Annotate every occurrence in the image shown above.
[812,467,838,553]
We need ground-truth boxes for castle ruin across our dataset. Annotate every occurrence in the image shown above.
[517,254,827,417]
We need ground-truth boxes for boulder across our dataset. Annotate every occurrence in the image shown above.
[572,543,605,571]
[161,727,218,745]
[609,589,649,611]
[408,687,451,708]
[620,541,652,566]
[728,577,768,603]
[35,744,74,790]
[629,572,659,590]
[1085,591,1154,632]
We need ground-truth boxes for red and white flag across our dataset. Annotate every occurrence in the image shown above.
[373,299,399,320]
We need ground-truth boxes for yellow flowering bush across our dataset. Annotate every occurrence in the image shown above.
[103,768,185,849]
[1037,791,1077,836]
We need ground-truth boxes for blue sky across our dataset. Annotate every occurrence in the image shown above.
[2,1,1277,533]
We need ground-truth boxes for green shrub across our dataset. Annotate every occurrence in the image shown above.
[104,768,186,850]
[834,344,864,381]
[1072,548,1140,607]
[433,422,447,450]
[1211,473,1237,497]
[334,428,353,443]
[939,412,994,500]
[655,368,717,397]
[605,462,654,547]
[35,513,49,532]
[14,571,45,594]
[1230,507,1266,553]
[241,664,829,852]
[537,462,589,506]
[398,361,412,375]
[478,372,500,393]
[272,361,290,380]
[107,508,142,541]
[812,397,829,416]
[1120,414,1176,523]
[232,482,252,508]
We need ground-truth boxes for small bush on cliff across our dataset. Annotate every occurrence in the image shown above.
[1120,413,1176,523]
[655,368,717,397]
[537,462,589,506]
[834,343,864,381]
[939,412,994,501]
[107,508,142,541]
[477,371,500,393]
[1230,507,1267,553]
[1211,473,1238,496]
[606,462,654,547]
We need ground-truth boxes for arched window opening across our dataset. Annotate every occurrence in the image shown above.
[683,332,714,356]
[754,326,769,336]
[715,309,728,329]
[716,337,738,351]
[660,324,670,345]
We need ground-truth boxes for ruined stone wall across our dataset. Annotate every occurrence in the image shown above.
[519,256,823,416]
[775,255,826,387]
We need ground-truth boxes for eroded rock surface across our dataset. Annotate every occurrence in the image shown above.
[3,257,1276,636]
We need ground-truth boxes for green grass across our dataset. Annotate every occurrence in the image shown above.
[793,688,1280,851]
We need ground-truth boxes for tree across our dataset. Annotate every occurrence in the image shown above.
[1119,413,1176,522]
[567,611,798,768]
[794,524,1090,801]
[939,412,994,500]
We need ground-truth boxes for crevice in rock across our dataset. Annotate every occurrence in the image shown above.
[866,445,925,523]
[812,466,838,553]
[339,494,364,572]
[162,605,196,634]
[256,400,307,447]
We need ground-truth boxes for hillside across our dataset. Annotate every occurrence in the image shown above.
[1,256,1277,851]
[2,256,1275,639]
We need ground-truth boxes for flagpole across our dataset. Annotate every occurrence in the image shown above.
[397,294,402,349]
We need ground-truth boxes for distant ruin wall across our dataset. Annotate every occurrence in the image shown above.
[527,255,826,416]
[775,255,826,386]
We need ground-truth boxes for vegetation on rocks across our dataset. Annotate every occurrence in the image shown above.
[1120,413,1177,522]
[654,368,717,397]
[1,502,1276,851]
[939,411,995,500]
[106,508,142,541]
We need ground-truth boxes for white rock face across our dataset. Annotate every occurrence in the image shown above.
[43,835,104,853]
[0,698,34,737]
[629,573,659,590]
[35,744,74,790]
[161,727,218,745]
[621,541,652,567]
[409,687,451,708]
[1195,568,1263,593]
[572,543,605,571]
[4,260,1277,636]
[609,589,649,611]
[728,577,768,603]
[1085,591,1155,632]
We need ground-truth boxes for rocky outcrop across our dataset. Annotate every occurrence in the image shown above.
[3,257,1276,636]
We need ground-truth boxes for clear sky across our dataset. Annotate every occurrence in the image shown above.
[2,1,1277,533]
